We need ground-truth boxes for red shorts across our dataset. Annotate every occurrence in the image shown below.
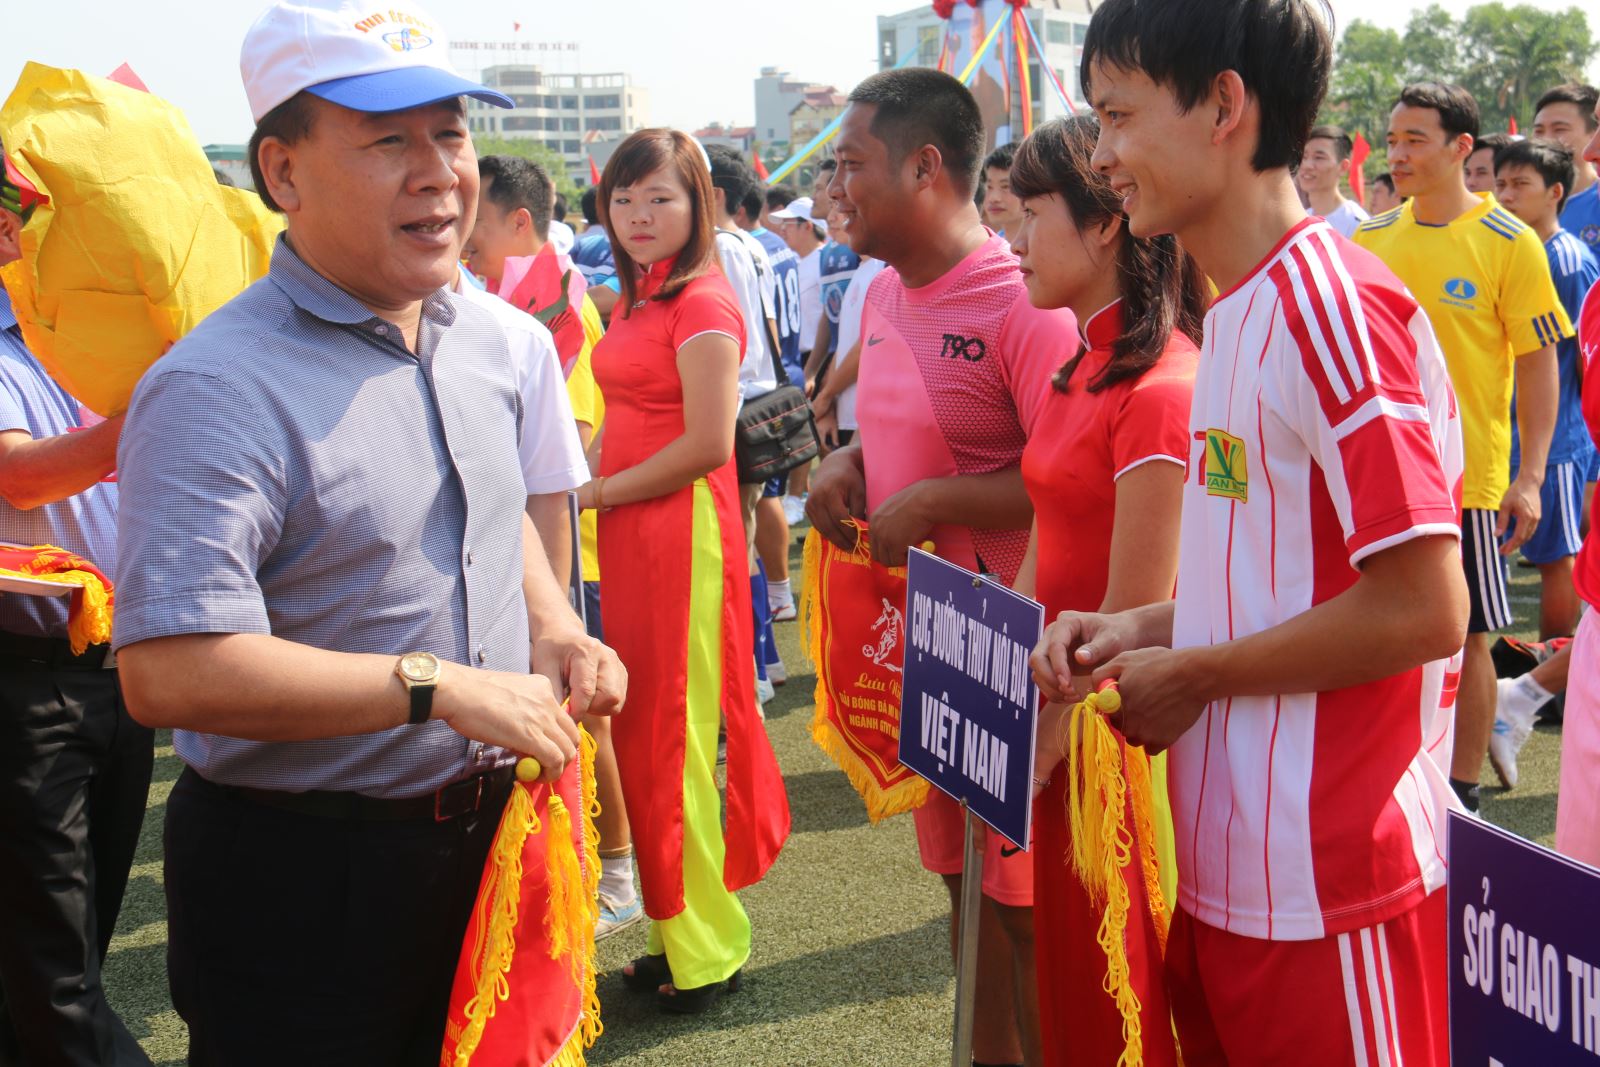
[1167,890,1448,1067]
[912,788,1033,907]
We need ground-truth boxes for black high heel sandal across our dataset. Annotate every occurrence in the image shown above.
[621,953,670,993]
[657,969,742,1015]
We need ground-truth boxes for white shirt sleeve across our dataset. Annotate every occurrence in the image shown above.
[717,232,779,401]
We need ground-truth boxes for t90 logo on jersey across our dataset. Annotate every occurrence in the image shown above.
[1203,428,1248,502]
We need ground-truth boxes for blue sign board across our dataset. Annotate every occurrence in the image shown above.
[1448,811,1600,1064]
[898,548,1043,851]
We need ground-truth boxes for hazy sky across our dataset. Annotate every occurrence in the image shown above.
[1,0,1592,146]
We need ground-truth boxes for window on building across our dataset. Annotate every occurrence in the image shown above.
[500,117,543,131]
[562,117,579,131]
[590,116,622,131]
[879,28,898,69]
[1074,21,1088,44]
[561,96,579,110]
[916,25,941,68]
[584,94,620,110]
[509,94,544,109]
[1030,63,1042,107]
[1046,20,1070,44]
[497,70,539,86]
[563,140,581,154]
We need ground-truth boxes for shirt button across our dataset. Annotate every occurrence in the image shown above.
[375,324,388,335]
[476,646,487,665]
[465,546,474,565]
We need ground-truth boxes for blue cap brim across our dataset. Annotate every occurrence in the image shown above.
[305,66,513,113]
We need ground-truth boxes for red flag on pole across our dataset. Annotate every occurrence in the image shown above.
[588,155,601,186]
[1349,131,1371,209]
[1508,116,1519,136]
[752,152,770,181]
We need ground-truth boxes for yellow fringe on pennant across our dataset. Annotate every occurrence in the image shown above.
[451,780,541,1066]
[452,729,604,1067]
[1060,688,1178,1067]
[798,527,929,822]
[0,566,112,653]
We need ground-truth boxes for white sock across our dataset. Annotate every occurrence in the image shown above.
[768,578,793,609]
[599,851,635,905]
[1501,673,1554,728]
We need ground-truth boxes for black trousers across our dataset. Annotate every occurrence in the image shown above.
[0,654,154,1067]
[164,768,510,1066]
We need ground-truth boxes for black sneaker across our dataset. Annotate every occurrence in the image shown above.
[1449,777,1480,813]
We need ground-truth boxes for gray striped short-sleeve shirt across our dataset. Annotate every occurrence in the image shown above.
[114,237,530,798]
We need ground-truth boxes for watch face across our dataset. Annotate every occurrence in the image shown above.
[400,652,439,682]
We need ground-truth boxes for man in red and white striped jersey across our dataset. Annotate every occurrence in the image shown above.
[1031,1,1470,1063]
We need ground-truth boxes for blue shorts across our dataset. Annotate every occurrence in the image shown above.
[762,477,785,498]
[582,580,603,641]
[1506,460,1586,566]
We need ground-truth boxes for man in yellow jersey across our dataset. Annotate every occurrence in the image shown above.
[1355,82,1569,811]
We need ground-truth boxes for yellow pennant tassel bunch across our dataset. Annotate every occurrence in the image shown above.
[1062,686,1179,1067]
[450,726,602,1067]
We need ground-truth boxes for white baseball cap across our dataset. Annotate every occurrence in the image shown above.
[240,0,514,123]
[770,196,817,223]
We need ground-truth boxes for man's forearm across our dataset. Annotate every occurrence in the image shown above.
[527,492,573,595]
[118,632,408,737]
[921,467,1033,531]
[1514,346,1559,478]
[0,414,123,510]
[522,512,583,641]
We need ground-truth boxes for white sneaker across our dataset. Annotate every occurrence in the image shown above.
[767,657,787,685]
[782,493,807,526]
[756,677,775,705]
[1487,677,1536,790]
[769,599,797,623]
[595,894,644,940]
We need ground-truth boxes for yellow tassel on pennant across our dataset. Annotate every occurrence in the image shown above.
[451,775,541,1065]
[1059,684,1181,1067]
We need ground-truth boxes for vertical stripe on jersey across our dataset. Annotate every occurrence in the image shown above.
[1339,933,1373,1067]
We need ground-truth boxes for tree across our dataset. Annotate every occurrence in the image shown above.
[1457,3,1594,133]
[469,135,582,202]
[1325,3,1595,180]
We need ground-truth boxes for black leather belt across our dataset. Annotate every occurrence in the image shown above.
[214,764,515,823]
[0,631,112,670]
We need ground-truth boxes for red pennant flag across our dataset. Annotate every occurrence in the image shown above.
[513,20,521,32]
[588,155,601,186]
[1349,131,1371,209]
[752,152,770,181]
[1508,116,1519,136]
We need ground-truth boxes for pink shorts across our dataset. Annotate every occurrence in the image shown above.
[912,788,1034,907]
[1557,608,1600,865]
[1167,891,1448,1067]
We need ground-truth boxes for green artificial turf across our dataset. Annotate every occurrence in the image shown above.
[102,537,1565,1064]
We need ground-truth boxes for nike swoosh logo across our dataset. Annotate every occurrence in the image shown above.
[999,844,1022,859]
[866,335,885,346]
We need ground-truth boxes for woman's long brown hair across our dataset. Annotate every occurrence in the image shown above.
[1010,116,1209,393]
[599,128,719,316]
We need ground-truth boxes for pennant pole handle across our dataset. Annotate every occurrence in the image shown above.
[950,804,985,1067]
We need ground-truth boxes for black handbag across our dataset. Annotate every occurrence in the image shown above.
[734,288,820,485]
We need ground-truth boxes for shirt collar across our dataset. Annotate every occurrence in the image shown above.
[1080,299,1124,351]
[267,233,456,331]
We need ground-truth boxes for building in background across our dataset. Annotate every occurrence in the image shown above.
[203,145,251,190]
[788,89,848,153]
[875,0,1093,145]
[753,68,848,156]
[695,124,758,155]
[465,65,649,186]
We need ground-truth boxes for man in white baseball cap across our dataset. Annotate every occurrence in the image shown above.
[111,1,625,1063]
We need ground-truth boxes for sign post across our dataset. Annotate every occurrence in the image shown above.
[899,548,1044,1067]
[1447,811,1600,1065]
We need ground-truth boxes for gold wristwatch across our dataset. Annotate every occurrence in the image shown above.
[396,652,442,725]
